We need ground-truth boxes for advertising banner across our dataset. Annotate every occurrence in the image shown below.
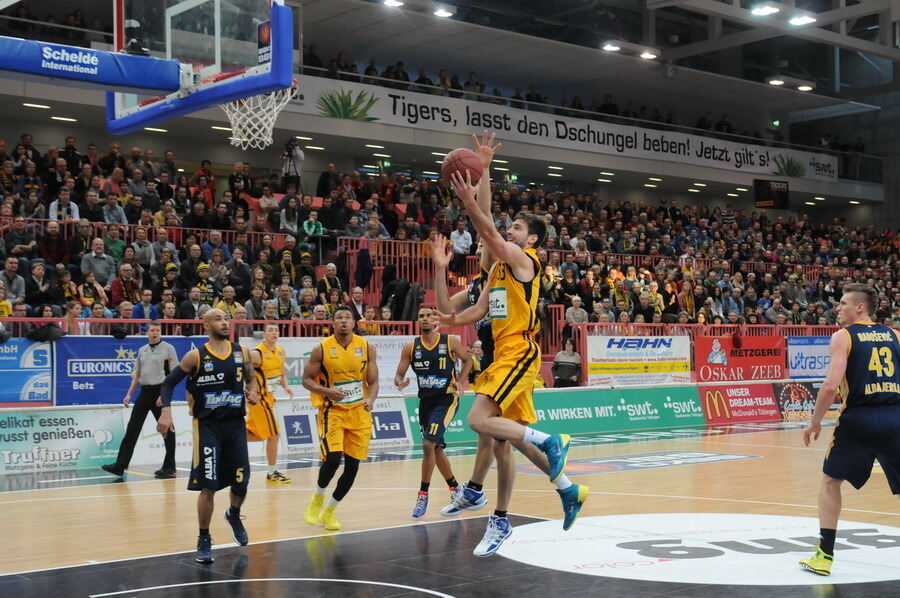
[773,381,841,421]
[586,336,692,386]
[54,336,206,405]
[0,408,123,474]
[241,335,418,399]
[788,337,831,379]
[295,75,838,181]
[698,383,781,425]
[695,336,786,383]
[0,339,53,404]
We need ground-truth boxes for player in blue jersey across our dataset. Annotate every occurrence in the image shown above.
[395,307,472,517]
[157,308,259,564]
[801,283,900,576]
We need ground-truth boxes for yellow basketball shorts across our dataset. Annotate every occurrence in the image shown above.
[472,337,541,424]
[317,404,373,461]
[246,393,279,440]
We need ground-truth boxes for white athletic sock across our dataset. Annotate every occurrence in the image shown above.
[522,427,551,446]
[326,496,341,508]
[555,474,573,491]
[315,487,326,496]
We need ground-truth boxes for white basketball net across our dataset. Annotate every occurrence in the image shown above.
[221,83,297,150]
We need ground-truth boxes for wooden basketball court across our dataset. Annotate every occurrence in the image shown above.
[2,422,898,597]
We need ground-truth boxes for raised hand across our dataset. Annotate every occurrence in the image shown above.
[434,309,457,327]
[431,234,453,270]
[449,170,477,207]
[472,130,502,169]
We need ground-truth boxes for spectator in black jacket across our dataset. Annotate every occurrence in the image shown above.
[316,163,341,198]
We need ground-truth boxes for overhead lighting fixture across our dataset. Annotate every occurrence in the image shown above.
[434,160,443,164]
[688,189,700,193]
[365,144,384,149]
[603,39,661,59]
[644,184,657,188]
[602,42,621,52]
[849,200,861,205]
[362,164,379,169]
[547,173,562,178]
[548,166,564,170]
[384,0,404,6]
[597,178,612,183]
[768,78,784,86]
[640,51,658,60]
[648,177,662,181]
[736,187,749,192]
[751,4,780,16]
[789,15,816,26]
[305,145,325,150]
[431,151,447,156]
[600,171,615,176]
[433,4,455,17]
[372,153,391,158]
[422,170,438,176]
[814,196,825,200]
[144,127,167,133]
[211,126,232,131]
[770,75,815,91]
[727,193,739,197]
[693,182,707,187]
[804,201,816,206]
[797,85,813,92]
[494,167,509,172]
[177,168,185,172]
[22,102,50,109]
[295,136,313,141]
[493,159,509,164]
[50,116,77,122]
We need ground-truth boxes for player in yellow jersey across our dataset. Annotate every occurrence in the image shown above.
[437,170,588,557]
[301,305,379,531]
[247,322,295,483]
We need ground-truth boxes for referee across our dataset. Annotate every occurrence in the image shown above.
[101,322,179,479]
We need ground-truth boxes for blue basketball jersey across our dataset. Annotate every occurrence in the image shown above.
[841,323,900,408]
[187,342,247,420]
[411,333,457,400]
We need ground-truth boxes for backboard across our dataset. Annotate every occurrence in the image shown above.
[106,0,293,135]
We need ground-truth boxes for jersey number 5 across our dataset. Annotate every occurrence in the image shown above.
[868,347,895,377]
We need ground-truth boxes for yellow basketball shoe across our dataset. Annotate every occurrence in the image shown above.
[799,547,834,576]
[319,506,341,531]
[304,493,323,525]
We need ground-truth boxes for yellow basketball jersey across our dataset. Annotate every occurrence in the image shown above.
[254,342,286,399]
[311,334,370,409]
[487,247,541,343]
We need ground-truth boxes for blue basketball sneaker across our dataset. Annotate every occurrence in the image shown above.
[412,492,429,518]
[440,485,488,516]
[224,507,248,546]
[195,534,214,564]
[473,515,512,557]
[539,434,571,482]
[558,484,589,531]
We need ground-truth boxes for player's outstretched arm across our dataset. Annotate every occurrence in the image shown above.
[435,271,490,327]
[472,130,500,270]
[364,343,379,411]
[449,334,473,388]
[394,341,413,390]
[803,329,849,446]
[157,349,199,435]
[432,234,472,313]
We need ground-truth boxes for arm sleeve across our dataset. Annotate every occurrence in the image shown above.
[160,366,189,407]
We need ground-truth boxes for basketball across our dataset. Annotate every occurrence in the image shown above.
[441,148,483,185]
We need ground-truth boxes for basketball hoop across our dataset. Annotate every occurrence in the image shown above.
[220,79,297,150]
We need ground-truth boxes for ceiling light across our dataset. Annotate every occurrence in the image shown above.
[494,167,509,172]
[736,187,749,192]
[600,171,615,176]
[362,164,379,169]
[547,173,562,177]
[789,15,816,26]
[849,200,861,205]
[640,51,658,60]
[644,184,657,188]
[422,170,438,176]
[548,166,564,170]
[435,160,443,164]
[211,126,232,131]
[305,145,325,150]
[365,144,384,149]
[814,196,825,200]
[493,159,509,164]
[689,189,700,193]
[372,153,391,158]
[597,178,612,183]
[144,127,167,133]
[50,116,77,122]
[431,151,447,156]
[648,177,662,181]
[727,193,739,197]
[693,182,707,187]
[602,42,621,52]
[384,0,404,6]
[768,78,784,86]
[804,201,816,206]
[751,4,780,16]
[177,168,185,172]
[22,102,50,109]
[433,5,455,17]
[797,85,813,92]
[295,136,313,141]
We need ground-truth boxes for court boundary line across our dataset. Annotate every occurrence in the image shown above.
[1,512,541,577]
[89,578,458,598]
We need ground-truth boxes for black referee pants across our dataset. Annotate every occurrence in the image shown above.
[113,384,176,470]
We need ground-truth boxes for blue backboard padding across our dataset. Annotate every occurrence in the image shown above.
[105,3,293,135]
[0,35,181,94]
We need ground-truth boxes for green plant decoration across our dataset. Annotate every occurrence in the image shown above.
[772,154,806,178]
[316,89,379,121]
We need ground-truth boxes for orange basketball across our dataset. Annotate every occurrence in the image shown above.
[441,148,483,185]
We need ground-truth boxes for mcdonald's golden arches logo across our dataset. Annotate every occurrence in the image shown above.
[704,390,731,419]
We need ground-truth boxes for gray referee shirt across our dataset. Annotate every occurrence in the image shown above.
[135,341,178,386]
